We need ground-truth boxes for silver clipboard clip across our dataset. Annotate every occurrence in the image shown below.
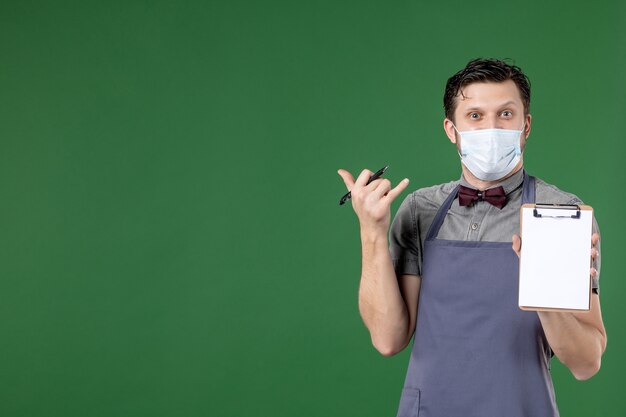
[533,204,581,219]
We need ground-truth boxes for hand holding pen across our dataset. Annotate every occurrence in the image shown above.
[338,165,389,205]
[337,166,410,235]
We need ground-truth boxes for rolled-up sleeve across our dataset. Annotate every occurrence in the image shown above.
[389,193,421,277]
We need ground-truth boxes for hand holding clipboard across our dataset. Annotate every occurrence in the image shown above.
[515,204,597,311]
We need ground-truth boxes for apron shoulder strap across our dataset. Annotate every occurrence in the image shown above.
[522,170,536,205]
[425,184,459,241]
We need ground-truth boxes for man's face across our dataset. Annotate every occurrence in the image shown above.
[444,79,531,150]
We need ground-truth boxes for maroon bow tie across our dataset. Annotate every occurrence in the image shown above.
[458,184,507,209]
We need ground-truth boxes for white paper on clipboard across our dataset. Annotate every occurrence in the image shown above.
[518,204,593,311]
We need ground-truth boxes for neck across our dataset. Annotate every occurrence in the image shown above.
[461,160,524,190]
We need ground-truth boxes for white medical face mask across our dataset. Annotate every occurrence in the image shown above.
[453,125,525,181]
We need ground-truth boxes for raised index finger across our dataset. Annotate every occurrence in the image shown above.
[337,169,356,191]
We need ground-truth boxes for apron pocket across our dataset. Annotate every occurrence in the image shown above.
[397,387,420,417]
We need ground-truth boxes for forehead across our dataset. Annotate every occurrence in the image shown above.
[455,80,523,111]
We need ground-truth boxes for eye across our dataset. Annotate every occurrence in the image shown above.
[469,112,480,119]
[501,110,513,117]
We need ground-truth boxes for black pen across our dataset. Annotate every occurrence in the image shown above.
[339,165,389,205]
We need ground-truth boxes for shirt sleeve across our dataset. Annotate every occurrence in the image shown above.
[389,193,421,277]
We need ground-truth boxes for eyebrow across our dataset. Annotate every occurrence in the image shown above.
[464,101,520,112]
[498,100,518,108]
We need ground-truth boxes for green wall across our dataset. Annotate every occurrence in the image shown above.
[1,1,624,416]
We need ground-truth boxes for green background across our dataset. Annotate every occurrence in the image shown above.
[1,1,624,416]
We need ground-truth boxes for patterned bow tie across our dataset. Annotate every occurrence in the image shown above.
[458,184,507,209]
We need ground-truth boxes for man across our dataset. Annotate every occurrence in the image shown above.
[338,58,606,417]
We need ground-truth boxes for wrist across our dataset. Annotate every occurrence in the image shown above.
[360,227,388,245]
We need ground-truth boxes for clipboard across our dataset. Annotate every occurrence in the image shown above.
[518,203,593,312]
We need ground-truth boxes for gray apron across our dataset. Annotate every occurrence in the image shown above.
[396,172,558,417]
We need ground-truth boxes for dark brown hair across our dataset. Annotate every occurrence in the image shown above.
[443,58,531,121]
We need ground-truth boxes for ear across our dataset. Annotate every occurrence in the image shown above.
[443,118,458,144]
[523,114,532,139]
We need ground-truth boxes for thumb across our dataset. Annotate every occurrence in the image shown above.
[385,178,410,202]
[511,234,522,258]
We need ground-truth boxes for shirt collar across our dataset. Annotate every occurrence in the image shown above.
[459,168,525,196]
